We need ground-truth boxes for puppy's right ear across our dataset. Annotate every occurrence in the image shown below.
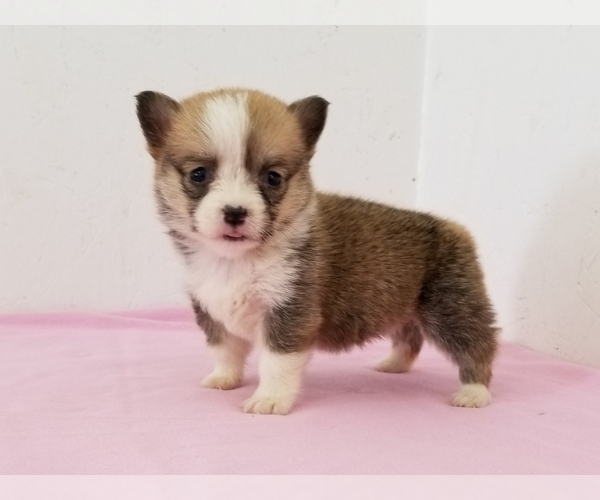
[135,91,180,159]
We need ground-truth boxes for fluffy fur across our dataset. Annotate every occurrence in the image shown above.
[136,87,499,415]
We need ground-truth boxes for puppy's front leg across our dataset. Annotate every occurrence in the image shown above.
[192,297,251,390]
[242,295,316,415]
[202,333,252,390]
[243,347,311,415]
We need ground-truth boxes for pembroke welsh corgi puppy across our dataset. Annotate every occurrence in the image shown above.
[136,88,498,415]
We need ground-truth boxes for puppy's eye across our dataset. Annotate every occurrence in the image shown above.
[266,170,282,188]
[190,167,209,184]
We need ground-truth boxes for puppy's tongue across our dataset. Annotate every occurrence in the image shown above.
[222,228,245,239]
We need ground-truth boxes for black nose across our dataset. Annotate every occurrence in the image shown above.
[223,205,248,227]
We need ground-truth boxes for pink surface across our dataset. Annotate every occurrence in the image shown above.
[1,309,599,474]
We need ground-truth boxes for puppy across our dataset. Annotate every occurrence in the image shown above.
[136,88,499,415]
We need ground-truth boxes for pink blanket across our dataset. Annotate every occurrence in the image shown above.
[1,309,599,474]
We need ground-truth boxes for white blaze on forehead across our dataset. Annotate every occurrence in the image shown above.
[194,91,267,255]
[201,92,249,175]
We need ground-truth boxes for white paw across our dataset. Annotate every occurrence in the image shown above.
[242,392,294,415]
[451,383,492,408]
[375,355,412,373]
[202,371,242,390]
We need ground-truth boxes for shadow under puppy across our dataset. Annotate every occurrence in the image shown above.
[136,88,499,415]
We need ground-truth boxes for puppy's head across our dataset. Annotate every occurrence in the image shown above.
[136,88,328,258]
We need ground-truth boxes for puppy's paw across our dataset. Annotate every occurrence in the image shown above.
[242,392,294,415]
[451,383,492,408]
[202,371,242,390]
[374,355,412,373]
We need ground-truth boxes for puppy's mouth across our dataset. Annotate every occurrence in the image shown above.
[223,234,247,242]
[221,227,252,243]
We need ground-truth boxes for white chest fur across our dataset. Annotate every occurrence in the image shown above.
[185,245,299,343]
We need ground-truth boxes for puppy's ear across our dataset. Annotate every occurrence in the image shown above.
[289,96,329,151]
[135,91,180,159]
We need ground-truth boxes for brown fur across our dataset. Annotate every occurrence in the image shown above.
[310,194,498,385]
[136,87,499,409]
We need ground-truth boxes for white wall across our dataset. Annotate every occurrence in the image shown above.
[6,25,598,369]
[0,26,426,312]
[418,26,600,367]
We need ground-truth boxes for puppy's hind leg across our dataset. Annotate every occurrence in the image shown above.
[375,319,424,374]
[418,227,499,408]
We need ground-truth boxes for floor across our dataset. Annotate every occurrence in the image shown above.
[1,308,599,474]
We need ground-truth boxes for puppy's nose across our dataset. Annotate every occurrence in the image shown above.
[223,205,248,227]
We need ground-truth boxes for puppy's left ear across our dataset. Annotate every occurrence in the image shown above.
[135,91,180,159]
[289,96,329,151]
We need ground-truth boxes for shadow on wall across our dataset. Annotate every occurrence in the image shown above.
[514,154,600,368]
